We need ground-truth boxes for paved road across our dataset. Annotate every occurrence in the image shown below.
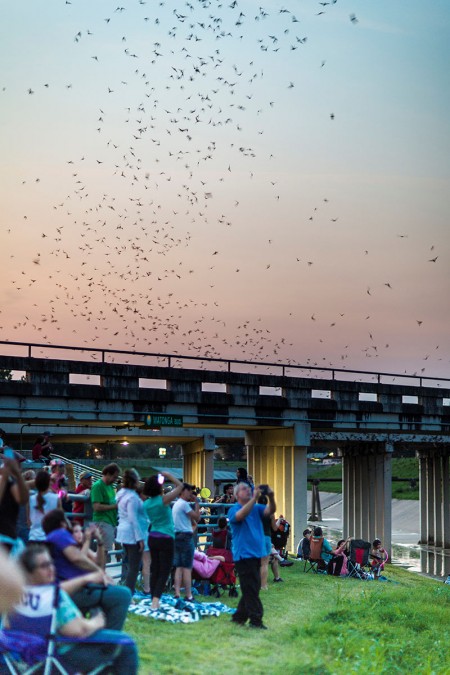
[313,491,420,545]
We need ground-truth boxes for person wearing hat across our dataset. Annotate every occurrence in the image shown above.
[72,471,94,526]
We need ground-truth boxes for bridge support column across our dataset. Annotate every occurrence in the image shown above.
[418,450,450,548]
[245,423,310,554]
[182,434,215,494]
[341,442,393,552]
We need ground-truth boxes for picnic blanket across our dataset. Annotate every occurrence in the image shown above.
[128,594,236,623]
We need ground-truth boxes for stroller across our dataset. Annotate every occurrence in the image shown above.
[192,547,238,598]
[347,539,372,580]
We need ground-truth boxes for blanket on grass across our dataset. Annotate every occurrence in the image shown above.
[128,594,235,623]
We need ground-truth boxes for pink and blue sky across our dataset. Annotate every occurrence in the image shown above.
[1,0,449,378]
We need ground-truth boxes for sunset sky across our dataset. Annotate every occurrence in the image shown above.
[1,0,449,380]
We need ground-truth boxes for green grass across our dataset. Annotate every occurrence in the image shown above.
[126,564,450,674]
[312,458,420,500]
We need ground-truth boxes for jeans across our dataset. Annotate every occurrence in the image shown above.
[148,536,174,599]
[122,544,142,594]
[59,630,138,674]
[72,584,131,631]
[233,557,264,627]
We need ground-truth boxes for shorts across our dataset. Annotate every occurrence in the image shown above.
[264,535,272,557]
[173,532,194,569]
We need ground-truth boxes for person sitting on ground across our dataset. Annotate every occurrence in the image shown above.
[192,549,225,579]
[310,526,336,570]
[327,537,352,576]
[296,528,312,559]
[370,538,388,579]
[28,470,61,543]
[3,545,138,674]
[42,508,131,631]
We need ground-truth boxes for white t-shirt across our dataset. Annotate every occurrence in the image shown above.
[172,498,194,533]
[29,491,60,541]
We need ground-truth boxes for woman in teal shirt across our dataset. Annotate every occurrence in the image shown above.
[143,471,183,610]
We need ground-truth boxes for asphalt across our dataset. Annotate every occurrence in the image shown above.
[315,491,420,546]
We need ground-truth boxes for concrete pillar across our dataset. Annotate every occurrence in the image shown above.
[341,443,392,552]
[426,457,435,545]
[418,454,428,545]
[434,456,443,547]
[245,423,310,554]
[182,434,215,494]
[442,455,450,549]
[418,450,450,549]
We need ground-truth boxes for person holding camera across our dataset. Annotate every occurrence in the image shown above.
[229,482,276,630]
[143,472,183,610]
[172,483,201,603]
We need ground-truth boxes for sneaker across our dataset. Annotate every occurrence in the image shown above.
[184,596,196,603]
[273,577,284,583]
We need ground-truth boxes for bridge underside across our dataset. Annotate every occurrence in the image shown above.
[1,353,450,554]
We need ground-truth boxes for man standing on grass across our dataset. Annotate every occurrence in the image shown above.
[229,482,276,629]
[90,463,120,560]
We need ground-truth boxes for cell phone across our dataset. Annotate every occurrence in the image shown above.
[157,473,165,485]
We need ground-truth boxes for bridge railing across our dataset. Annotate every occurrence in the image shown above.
[1,339,449,388]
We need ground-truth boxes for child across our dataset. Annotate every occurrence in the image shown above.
[370,538,388,579]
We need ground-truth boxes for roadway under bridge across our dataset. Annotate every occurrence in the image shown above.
[1,341,450,555]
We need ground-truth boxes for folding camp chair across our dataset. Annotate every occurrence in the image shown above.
[303,535,326,573]
[347,539,372,579]
[0,584,134,675]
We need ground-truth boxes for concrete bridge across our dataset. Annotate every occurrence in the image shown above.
[1,340,449,554]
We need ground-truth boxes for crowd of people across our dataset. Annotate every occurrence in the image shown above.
[297,526,388,579]
[1,433,390,670]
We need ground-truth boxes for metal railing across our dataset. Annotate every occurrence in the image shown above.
[1,339,449,388]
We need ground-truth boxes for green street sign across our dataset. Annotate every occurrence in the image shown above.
[145,413,183,428]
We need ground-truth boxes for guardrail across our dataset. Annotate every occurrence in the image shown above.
[1,339,449,387]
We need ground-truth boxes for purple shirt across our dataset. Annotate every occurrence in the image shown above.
[46,528,85,580]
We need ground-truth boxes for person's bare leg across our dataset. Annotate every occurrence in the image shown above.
[260,555,269,589]
[174,567,182,597]
[271,556,281,580]
[183,568,192,599]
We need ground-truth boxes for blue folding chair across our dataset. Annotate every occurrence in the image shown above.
[0,584,134,675]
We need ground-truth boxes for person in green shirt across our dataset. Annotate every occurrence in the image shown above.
[143,471,183,610]
[90,463,120,560]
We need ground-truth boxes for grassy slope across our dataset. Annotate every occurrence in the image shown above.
[312,458,420,500]
[127,565,450,674]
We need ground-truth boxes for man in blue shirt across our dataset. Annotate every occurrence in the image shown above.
[228,482,276,629]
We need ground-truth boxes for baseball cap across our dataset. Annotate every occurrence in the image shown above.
[79,471,93,480]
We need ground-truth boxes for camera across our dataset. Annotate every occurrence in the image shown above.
[259,484,269,496]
